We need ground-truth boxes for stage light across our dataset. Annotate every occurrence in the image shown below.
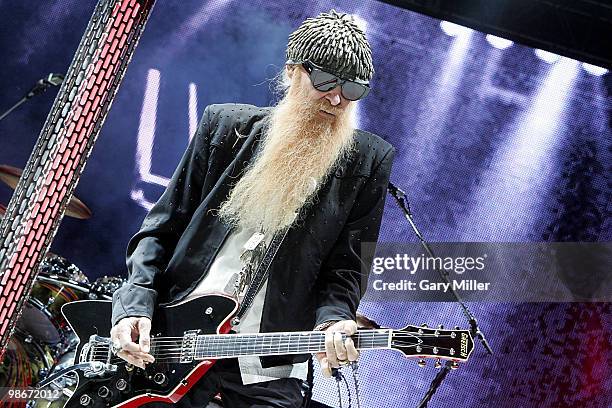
[581,63,608,76]
[188,83,198,141]
[132,69,170,211]
[440,21,472,37]
[534,49,560,64]
[458,58,579,240]
[485,34,513,50]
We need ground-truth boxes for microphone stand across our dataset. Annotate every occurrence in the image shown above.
[387,181,493,408]
[0,73,64,122]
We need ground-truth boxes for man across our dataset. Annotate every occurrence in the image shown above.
[110,10,395,408]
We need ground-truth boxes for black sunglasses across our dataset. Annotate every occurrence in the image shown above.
[300,60,370,101]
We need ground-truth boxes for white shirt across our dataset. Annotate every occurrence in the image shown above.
[181,224,308,385]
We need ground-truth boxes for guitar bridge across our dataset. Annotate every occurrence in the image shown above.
[180,330,200,363]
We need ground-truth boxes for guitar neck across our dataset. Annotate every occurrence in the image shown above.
[172,329,391,360]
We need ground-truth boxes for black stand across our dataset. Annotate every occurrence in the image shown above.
[0,73,64,122]
[387,181,493,408]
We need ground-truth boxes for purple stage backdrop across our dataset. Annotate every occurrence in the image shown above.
[0,1,610,407]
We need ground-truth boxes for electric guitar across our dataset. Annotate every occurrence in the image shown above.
[54,294,474,407]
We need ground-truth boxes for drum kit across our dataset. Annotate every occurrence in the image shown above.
[0,164,125,407]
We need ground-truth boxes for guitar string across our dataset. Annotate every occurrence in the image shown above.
[83,329,396,342]
[87,332,457,346]
[87,347,460,365]
[89,346,410,361]
[142,341,448,356]
[88,347,448,365]
[88,332,385,349]
[88,334,456,350]
[86,331,463,362]
[90,341,448,357]
[88,341,455,363]
[87,333,458,358]
[87,334,453,358]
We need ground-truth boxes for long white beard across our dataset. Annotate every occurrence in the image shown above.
[217,82,356,235]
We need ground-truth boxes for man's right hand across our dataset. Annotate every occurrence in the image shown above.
[110,316,155,369]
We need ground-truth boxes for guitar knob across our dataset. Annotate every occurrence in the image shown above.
[153,372,167,385]
[417,359,426,367]
[116,378,128,391]
[437,325,444,329]
[434,358,442,369]
[454,326,460,330]
[451,361,460,370]
[97,386,111,398]
[420,323,428,328]
[79,394,92,406]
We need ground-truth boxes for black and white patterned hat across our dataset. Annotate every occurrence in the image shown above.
[286,10,374,82]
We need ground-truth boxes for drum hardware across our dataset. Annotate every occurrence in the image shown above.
[18,255,91,349]
[0,329,56,408]
[0,253,126,407]
[0,73,63,122]
[88,276,126,300]
[0,164,92,219]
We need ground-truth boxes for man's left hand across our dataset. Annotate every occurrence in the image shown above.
[315,320,359,377]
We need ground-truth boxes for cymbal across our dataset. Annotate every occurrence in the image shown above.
[0,164,92,219]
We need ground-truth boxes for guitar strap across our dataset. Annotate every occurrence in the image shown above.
[232,226,291,325]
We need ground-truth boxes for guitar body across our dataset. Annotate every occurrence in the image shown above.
[61,295,237,408]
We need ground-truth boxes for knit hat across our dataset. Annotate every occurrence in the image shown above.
[286,10,374,81]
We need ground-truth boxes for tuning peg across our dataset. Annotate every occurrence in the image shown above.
[454,326,460,330]
[417,359,426,367]
[450,361,460,370]
[421,323,428,328]
[434,358,442,369]
[437,324,444,329]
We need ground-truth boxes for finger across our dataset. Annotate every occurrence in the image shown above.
[343,320,358,335]
[117,325,141,352]
[116,350,129,363]
[116,349,144,361]
[138,318,151,353]
[334,332,347,361]
[110,325,124,344]
[143,352,155,363]
[110,326,118,342]
[320,357,332,378]
[345,337,359,361]
[325,330,338,368]
[117,350,144,368]
[314,352,326,363]
[120,350,154,363]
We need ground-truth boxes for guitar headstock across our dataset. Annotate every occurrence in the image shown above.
[390,324,474,368]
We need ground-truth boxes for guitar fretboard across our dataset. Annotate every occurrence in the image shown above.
[188,329,391,359]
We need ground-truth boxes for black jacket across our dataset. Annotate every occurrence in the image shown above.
[111,103,395,367]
